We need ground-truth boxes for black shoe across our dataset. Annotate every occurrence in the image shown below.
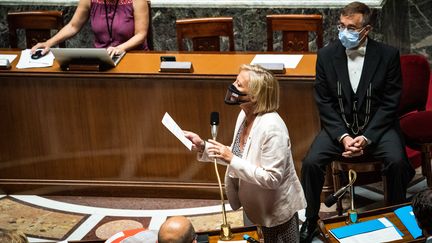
[300,217,319,243]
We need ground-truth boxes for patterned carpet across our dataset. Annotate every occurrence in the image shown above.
[81,216,151,241]
[0,171,427,243]
[0,196,88,241]
[187,210,244,232]
[0,195,244,242]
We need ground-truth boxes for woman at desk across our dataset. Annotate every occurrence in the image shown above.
[185,64,306,242]
[31,0,149,56]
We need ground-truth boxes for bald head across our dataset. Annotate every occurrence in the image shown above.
[158,216,196,243]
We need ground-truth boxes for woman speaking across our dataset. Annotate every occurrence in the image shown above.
[185,64,306,242]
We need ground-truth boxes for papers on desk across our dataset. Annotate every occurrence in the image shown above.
[162,112,192,150]
[329,217,403,243]
[0,54,18,63]
[394,205,422,239]
[251,54,303,69]
[16,49,54,69]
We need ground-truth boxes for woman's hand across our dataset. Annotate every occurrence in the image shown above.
[184,131,205,152]
[207,139,233,163]
[30,42,51,55]
[29,0,91,55]
[107,46,125,57]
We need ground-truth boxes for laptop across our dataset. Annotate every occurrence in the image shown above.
[50,48,126,70]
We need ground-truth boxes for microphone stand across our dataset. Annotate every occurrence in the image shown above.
[212,131,232,240]
[346,169,358,224]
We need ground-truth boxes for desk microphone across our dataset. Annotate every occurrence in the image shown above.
[210,111,232,240]
[210,112,219,140]
[243,234,260,243]
[324,184,350,207]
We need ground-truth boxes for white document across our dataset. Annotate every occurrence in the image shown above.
[338,227,403,243]
[332,218,403,243]
[16,49,55,69]
[251,54,303,68]
[0,54,18,63]
[162,112,192,150]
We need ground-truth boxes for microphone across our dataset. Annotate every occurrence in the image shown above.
[210,111,232,239]
[243,234,260,243]
[324,185,350,207]
[210,112,219,140]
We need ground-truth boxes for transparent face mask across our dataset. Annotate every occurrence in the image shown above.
[224,84,248,105]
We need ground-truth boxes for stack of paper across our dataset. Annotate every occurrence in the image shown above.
[16,49,54,69]
[329,217,403,243]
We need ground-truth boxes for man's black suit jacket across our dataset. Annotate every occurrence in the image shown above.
[314,38,402,144]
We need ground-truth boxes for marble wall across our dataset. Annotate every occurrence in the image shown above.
[0,0,431,64]
[151,7,368,52]
[0,5,94,49]
[407,0,432,59]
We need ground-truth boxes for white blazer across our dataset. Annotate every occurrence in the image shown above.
[199,111,306,227]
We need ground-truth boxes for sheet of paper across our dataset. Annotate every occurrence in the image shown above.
[338,227,403,243]
[16,49,55,69]
[162,112,192,150]
[330,217,403,243]
[0,54,17,63]
[251,54,303,68]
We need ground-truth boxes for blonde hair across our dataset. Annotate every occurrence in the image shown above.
[240,64,280,114]
[0,229,28,243]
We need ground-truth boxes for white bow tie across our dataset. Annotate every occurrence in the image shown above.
[346,46,366,58]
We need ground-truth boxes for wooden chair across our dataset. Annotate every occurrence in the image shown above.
[399,54,432,187]
[266,14,323,52]
[176,17,235,51]
[7,11,65,48]
[332,157,389,216]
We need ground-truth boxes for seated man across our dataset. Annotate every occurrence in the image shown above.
[158,216,197,243]
[412,188,432,243]
[300,1,415,242]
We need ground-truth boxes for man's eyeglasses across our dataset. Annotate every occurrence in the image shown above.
[337,24,365,33]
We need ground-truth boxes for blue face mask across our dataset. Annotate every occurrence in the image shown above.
[338,28,363,49]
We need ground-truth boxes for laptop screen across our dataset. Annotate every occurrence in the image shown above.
[50,48,125,70]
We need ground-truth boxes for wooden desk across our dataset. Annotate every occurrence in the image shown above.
[206,226,260,242]
[0,51,316,78]
[318,203,425,243]
[0,51,320,198]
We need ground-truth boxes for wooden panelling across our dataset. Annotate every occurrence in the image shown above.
[0,51,319,198]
